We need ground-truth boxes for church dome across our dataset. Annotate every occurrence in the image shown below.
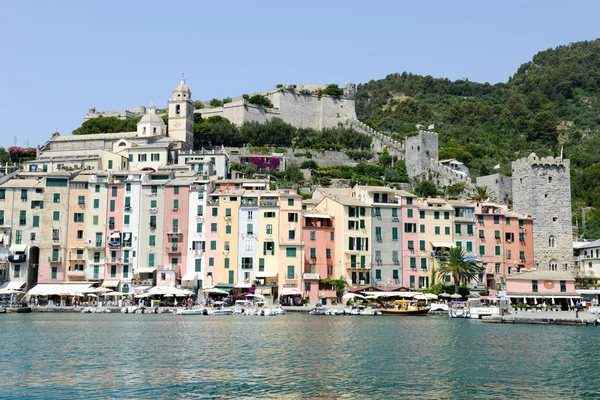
[173,78,191,99]
[139,103,165,125]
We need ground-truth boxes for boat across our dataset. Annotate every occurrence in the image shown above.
[380,300,430,316]
[0,307,6,313]
[467,297,509,319]
[210,308,233,316]
[449,301,470,318]
[121,306,139,314]
[81,306,112,313]
[7,305,32,313]
[174,308,207,316]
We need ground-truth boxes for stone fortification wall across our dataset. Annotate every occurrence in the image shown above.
[405,131,439,179]
[476,173,513,204]
[345,120,404,158]
[512,153,573,271]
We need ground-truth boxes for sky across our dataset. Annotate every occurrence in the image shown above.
[1,0,599,148]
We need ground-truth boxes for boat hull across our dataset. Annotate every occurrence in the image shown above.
[380,308,430,316]
[7,306,32,313]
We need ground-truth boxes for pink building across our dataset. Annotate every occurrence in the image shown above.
[161,179,190,287]
[399,191,418,289]
[505,270,579,310]
[302,212,336,303]
[475,202,534,292]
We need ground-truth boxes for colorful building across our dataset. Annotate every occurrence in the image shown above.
[302,211,336,302]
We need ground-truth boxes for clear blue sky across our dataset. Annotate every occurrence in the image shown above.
[1,0,599,148]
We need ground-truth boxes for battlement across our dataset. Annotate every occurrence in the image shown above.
[513,153,570,169]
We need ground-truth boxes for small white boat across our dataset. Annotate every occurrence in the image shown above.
[121,306,138,314]
[449,302,470,318]
[174,308,207,316]
[211,309,233,316]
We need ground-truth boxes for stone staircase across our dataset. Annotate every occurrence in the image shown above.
[345,119,404,158]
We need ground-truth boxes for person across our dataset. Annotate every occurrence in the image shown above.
[575,300,581,318]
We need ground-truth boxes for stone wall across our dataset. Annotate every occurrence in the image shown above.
[405,131,439,179]
[512,153,573,271]
[476,173,513,204]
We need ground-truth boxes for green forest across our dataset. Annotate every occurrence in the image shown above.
[356,39,600,239]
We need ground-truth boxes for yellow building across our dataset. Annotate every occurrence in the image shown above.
[312,196,371,288]
[255,192,280,298]
[417,198,454,288]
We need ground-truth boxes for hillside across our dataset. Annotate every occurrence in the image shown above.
[356,39,600,239]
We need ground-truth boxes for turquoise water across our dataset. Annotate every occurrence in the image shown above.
[0,313,598,399]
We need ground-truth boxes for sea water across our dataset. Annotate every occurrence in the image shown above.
[0,313,598,399]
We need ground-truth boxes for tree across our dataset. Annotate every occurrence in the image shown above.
[379,148,392,166]
[300,160,318,169]
[209,98,223,107]
[473,186,490,201]
[247,94,273,108]
[320,277,348,302]
[284,163,304,182]
[437,246,480,294]
[318,84,344,98]
[193,101,204,109]
[413,180,437,197]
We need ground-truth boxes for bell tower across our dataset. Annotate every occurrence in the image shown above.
[168,77,194,147]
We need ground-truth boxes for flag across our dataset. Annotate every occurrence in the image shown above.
[428,124,435,130]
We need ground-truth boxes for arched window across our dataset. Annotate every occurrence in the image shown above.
[549,261,558,271]
[176,105,180,115]
[549,236,555,248]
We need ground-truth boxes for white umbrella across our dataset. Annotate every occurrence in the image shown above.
[245,293,266,300]
[86,294,98,298]
[439,293,451,298]
[163,294,174,298]
[204,288,229,295]
[342,293,366,301]
[424,293,438,300]
[413,293,427,300]
[450,294,462,299]
[105,291,124,297]
[134,293,149,298]
[95,287,112,293]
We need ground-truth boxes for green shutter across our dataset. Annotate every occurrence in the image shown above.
[224,258,230,269]
[228,271,234,284]
[32,216,40,227]
[195,259,201,272]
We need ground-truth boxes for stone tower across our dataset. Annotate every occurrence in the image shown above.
[168,78,194,147]
[512,153,572,271]
[405,130,439,181]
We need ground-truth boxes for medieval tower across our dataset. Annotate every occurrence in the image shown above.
[512,153,573,272]
[168,78,194,149]
[405,130,439,181]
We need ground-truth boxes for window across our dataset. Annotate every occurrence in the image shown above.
[549,236,555,248]
[77,230,83,240]
[264,242,275,256]
[532,280,538,292]
[224,258,230,269]
[444,211,449,220]
[520,251,525,261]
[392,208,399,218]
[264,211,275,218]
[406,197,413,205]
[110,200,115,212]
[506,217,511,225]
[111,187,117,197]
[15,230,22,244]
[410,275,415,288]
[392,251,399,262]
[137,154,147,162]
[494,215,500,224]
[225,208,231,217]
[407,240,414,249]
[209,258,214,267]
[455,224,461,234]
[32,215,40,227]
[210,241,216,250]
[466,242,473,252]
[173,199,179,210]
[74,213,84,223]
[419,240,426,251]
[53,193,60,203]
[434,211,440,220]
[435,226,440,235]
[212,208,218,217]
[495,246,500,256]
[248,211,253,220]
[0,210,3,225]
[477,215,484,225]
[410,258,416,268]
[174,186,179,195]
[467,225,474,235]
[266,224,273,235]
[259,258,265,271]
[288,230,295,240]
[494,230,500,239]
[149,235,156,245]
[211,223,217,232]
[310,231,315,241]
[288,213,298,222]
[421,258,427,269]
[419,211,425,219]
[420,225,425,233]
[560,280,566,292]
[479,245,485,255]
[51,267,57,280]
[0,189,4,200]
[288,198,294,206]
[519,220,524,228]
[197,205,204,216]
[229,271,234,284]
[19,210,26,226]
[506,249,512,259]
[479,230,485,238]
[93,199,99,209]
[519,232,525,242]
[196,223,203,233]
[151,200,157,208]
[326,248,331,259]
[445,227,450,235]
[375,269,381,280]
[225,225,231,234]
[286,248,297,257]
[392,227,398,241]
[247,224,253,235]
[95,185,100,193]
[310,248,316,258]
[287,265,295,280]
[330,232,334,241]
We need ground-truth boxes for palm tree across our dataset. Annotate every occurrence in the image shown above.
[437,246,481,294]
[473,186,490,201]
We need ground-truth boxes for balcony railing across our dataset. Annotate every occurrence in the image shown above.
[48,257,62,263]
[166,246,181,254]
[9,254,27,263]
[67,269,85,278]
[260,200,278,207]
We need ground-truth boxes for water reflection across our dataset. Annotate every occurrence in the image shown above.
[0,313,597,399]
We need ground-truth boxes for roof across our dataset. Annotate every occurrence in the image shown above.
[173,78,191,96]
[303,213,332,219]
[505,271,574,281]
[47,132,138,142]
[355,185,397,193]
[447,200,474,208]
[395,190,416,198]
[575,239,600,250]
[329,196,369,207]
[316,187,352,197]
[0,179,41,188]
[439,158,464,165]
[166,178,195,186]
[138,104,166,125]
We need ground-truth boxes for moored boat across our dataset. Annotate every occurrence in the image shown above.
[449,301,470,318]
[174,308,207,316]
[380,300,430,316]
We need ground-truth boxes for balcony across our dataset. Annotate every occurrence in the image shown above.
[48,257,62,264]
[196,215,204,221]
[67,269,85,278]
[108,257,122,264]
[9,254,27,263]
[433,251,450,258]
[124,206,132,213]
[167,227,182,235]
[241,199,258,207]
[260,199,278,207]
[88,240,103,248]
[207,199,219,206]
[149,207,158,214]
[166,245,181,254]
[122,241,132,248]
[108,241,121,249]
[70,254,85,261]
[285,274,298,280]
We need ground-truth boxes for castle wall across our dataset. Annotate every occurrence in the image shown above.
[476,173,513,204]
[512,153,573,271]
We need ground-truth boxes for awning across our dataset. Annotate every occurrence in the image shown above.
[9,244,28,253]
[464,256,483,262]
[430,241,455,248]
[303,213,331,219]
[137,267,157,274]
[0,281,25,290]
[102,280,120,288]
[26,283,94,296]
[281,288,303,296]
[182,272,198,281]
[108,232,121,239]
[254,272,278,278]
[234,282,252,289]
